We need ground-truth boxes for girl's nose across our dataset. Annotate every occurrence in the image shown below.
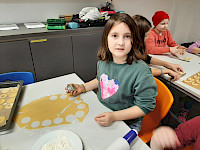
[118,37,125,45]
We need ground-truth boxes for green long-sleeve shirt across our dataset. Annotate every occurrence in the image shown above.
[96,60,157,115]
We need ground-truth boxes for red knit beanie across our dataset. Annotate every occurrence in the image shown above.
[152,11,170,27]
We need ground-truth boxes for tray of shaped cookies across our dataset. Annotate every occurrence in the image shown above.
[0,81,23,131]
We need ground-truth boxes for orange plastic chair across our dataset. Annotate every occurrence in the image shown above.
[139,77,174,143]
[183,145,193,150]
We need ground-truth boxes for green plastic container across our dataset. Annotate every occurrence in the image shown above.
[46,25,66,30]
[47,19,66,26]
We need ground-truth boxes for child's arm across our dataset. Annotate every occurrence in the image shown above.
[190,47,200,54]
[151,68,180,81]
[150,126,181,150]
[66,78,98,95]
[150,57,184,72]
[94,105,145,126]
[187,40,200,54]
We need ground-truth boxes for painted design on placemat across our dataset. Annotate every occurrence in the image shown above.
[100,74,119,100]
[14,94,89,129]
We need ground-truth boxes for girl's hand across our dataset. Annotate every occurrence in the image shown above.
[170,46,185,56]
[166,63,184,73]
[150,126,181,150]
[94,112,115,126]
[65,84,83,96]
[167,70,181,81]
[177,47,185,55]
[178,45,187,50]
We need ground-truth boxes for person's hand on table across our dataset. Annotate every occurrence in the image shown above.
[177,46,186,55]
[170,46,185,56]
[167,69,181,81]
[95,112,114,126]
[178,45,187,50]
[150,126,181,150]
[65,84,83,96]
[166,63,184,73]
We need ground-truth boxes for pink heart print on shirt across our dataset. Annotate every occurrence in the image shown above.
[100,74,119,100]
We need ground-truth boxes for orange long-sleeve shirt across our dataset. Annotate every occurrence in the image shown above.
[145,28,178,54]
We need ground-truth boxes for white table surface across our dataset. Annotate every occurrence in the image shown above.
[0,73,150,150]
[149,52,200,102]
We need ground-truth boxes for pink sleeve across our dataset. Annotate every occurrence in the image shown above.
[187,40,200,53]
[175,116,200,149]
[145,33,170,54]
[167,30,178,47]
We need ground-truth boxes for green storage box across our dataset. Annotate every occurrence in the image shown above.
[47,19,66,26]
[46,25,66,30]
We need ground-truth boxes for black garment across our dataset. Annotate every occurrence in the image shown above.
[145,54,152,64]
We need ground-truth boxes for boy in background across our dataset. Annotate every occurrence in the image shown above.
[145,11,186,56]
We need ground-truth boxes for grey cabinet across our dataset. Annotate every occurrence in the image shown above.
[0,26,104,82]
[30,36,73,81]
[72,32,102,82]
[0,40,35,77]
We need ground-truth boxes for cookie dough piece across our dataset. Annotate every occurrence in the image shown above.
[184,57,192,61]
[196,79,200,84]
[9,93,17,98]
[0,105,2,110]
[0,116,6,124]
[184,78,194,83]
[11,88,18,93]
[193,75,199,79]
[7,98,15,104]
[191,82,198,86]
[0,99,5,104]
[0,94,7,99]
[1,88,10,93]
[5,103,13,109]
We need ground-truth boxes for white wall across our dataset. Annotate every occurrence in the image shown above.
[0,0,101,24]
[113,0,200,44]
[0,0,199,43]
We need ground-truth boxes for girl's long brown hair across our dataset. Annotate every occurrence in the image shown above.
[97,13,146,64]
[132,15,152,49]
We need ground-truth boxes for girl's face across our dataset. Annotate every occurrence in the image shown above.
[155,19,169,34]
[107,22,132,64]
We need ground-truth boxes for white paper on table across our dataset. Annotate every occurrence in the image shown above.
[0,24,19,30]
[24,22,45,29]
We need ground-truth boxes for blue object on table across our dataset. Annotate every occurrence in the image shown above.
[123,129,138,144]
[114,10,125,13]
[68,22,79,29]
[0,72,35,85]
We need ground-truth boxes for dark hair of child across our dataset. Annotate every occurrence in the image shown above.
[97,13,146,64]
[132,15,152,49]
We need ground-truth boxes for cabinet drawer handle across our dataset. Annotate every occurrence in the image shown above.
[30,39,47,43]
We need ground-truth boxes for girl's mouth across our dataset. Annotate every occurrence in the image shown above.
[116,48,124,51]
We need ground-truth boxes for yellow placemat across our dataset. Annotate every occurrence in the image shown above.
[14,94,89,129]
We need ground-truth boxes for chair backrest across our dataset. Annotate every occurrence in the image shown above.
[0,72,35,85]
[184,145,193,150]
[139,77,174,143]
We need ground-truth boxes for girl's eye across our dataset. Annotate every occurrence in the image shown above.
[125,35,131,39]
[112,35,117,38]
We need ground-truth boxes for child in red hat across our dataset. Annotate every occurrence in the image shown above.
[145,11,186,55]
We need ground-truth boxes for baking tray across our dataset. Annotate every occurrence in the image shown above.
[0,81,23,131]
